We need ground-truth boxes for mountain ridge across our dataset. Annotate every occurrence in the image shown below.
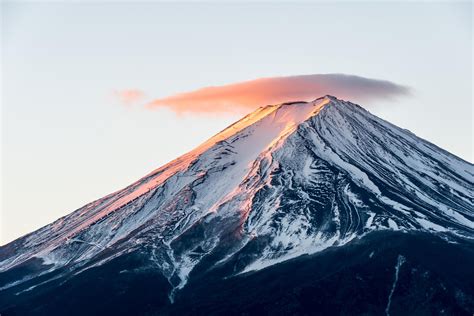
[1,95,473,315]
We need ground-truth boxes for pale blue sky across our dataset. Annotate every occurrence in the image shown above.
[1,1,472,244]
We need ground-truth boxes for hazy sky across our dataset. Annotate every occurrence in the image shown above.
[1,2,472,244]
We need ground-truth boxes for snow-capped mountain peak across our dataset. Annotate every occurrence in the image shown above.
[1,95,472,300]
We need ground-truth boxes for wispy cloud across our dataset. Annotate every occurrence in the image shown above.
[146,74,411,114]
[114,89,145,106]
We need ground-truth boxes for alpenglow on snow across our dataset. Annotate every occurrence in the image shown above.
[1,96,473,314]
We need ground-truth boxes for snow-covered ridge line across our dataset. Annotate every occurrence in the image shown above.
[1,95,472,296]
[0,97,329,271]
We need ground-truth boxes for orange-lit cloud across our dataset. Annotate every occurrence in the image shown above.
[146,74,411,114]
[114,89,145,106]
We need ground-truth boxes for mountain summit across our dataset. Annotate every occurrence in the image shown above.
[1,96,473,315]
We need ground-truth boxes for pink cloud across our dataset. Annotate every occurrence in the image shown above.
[146,74,411,114]
[114,89,145,106]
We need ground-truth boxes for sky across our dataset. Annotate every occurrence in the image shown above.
[1,1,472,245]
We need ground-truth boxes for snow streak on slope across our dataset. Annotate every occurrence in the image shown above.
[1,96,473,297]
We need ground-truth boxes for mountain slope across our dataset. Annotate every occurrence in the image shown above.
[1,95,473,315]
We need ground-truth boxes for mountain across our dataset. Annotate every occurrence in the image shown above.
[1,95,473,315]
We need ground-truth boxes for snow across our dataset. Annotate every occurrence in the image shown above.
[444,208,474,229]
[385,255,406,316]
[415,218,448,232]
[387,219,399,230]
[1,95,472,298]
[365,212,376,229]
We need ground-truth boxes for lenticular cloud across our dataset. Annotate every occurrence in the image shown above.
[147,74,411,114]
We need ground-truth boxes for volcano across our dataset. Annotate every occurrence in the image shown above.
[1,96,473,315]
